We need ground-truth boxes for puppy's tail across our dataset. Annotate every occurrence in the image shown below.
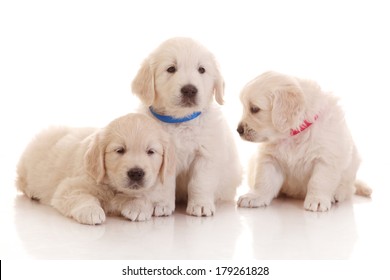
[355,180,372,197]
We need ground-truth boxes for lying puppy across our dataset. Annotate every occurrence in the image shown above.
[237,71,371,211]
[132,37,242,216]
[16,113,175,224]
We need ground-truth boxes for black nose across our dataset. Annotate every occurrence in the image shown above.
[181,84,198,98]
[127,168,145,182]
[237,124,244,135]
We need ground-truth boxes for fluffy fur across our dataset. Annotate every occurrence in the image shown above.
[132,37,242,216]
[16,113,175,224]
[237,71,371,212]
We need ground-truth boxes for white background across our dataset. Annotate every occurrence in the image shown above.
[1,0,389,162]
[1,0,390,278]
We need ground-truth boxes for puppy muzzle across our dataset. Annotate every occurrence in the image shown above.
[127,168,145,189]
[180,84,198,107]
[237,123,245,136]
[237,122,256,142]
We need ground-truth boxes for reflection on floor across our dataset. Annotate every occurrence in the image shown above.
[1,189,382,260]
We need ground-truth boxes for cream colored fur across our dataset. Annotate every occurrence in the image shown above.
[16,113,175,224]
[237,71,371,211]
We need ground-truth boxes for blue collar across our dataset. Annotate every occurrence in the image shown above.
[149,106,202,123]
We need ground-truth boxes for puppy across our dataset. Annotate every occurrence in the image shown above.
[16,113,175,224]
[132,37,242,216]
[237,71,371,211]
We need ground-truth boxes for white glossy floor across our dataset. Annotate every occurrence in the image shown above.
[0,162,388,260]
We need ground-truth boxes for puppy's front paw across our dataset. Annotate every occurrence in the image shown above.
[121,199,153,222]
[304,195,331,212]
[153,203,174,217]
[237,193,271,208]
[186,201,215,217]
[73,205,106,225]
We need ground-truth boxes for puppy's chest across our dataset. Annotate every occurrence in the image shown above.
[272,141,316,178]
[165,124,203,169]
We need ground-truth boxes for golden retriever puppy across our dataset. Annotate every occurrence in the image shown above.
[132,37,242,216]
[237,71,371,211]
[16,113,175,224]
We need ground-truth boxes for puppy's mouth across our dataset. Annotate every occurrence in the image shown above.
[241,134,256,142]
[126,182,144,190]
[240,128,269,143]
[180,96,197,107]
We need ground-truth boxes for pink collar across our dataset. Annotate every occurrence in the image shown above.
[290,115,319,136]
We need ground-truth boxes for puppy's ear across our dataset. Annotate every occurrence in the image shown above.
[159,138,176,185]
[272,86,305,132]
[131,58,155,106]
[84,131,106,184]
[213,65,225,105]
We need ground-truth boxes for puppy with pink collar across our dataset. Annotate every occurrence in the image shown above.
[237,71,371,211]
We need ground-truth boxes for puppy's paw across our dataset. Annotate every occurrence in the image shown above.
[73,205,106,225]
[121,199,153,222]
[153,203,174,217]
[333,187,354,203]
[186,201,215,217]
[237,193,271,208]
[304,195,331,212]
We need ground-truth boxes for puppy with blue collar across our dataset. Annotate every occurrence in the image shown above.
[132,37,243,217]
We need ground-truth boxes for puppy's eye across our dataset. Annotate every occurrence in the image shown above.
[250,106,261,114]
[167,66,176,73]
[115,147,125,154]
[147,149,155,156]
[198,67,206,74]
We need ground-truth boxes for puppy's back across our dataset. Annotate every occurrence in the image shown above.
[16,127,95,203]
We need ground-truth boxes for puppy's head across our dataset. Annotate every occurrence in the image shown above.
[237,71,306,142]
[132,37,224,118]
[84,114,175,194]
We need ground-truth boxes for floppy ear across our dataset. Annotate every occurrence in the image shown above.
[84,131,106,184]
[272,86,306,132]
[213,67,225,105]
[131,58,155,106]
[159,138,176,185]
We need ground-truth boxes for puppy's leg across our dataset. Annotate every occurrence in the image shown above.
[51,178,106,225]
[333,149,363,202]
[109,194,154,222]
[186,157,219,217]
[150,180,176,217]
[333,181,355,203]
[238,156,284,208]
[304,162,340,212]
